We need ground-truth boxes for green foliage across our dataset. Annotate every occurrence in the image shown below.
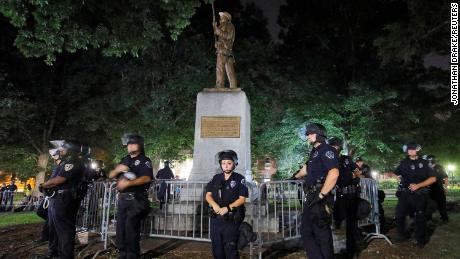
[378,179,399,189]
[0,147,37,180]
[0,0,201,64]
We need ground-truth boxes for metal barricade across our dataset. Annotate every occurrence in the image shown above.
[358,178,392,245]
[145,180,211,241]
[76,181,109,236]
[255,180,305,258]
[92,178,389,254]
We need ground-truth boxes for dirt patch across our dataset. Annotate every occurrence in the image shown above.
[1,206,459,259]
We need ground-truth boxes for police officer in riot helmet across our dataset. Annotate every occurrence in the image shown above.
[328,137,361,257]
[39,140,86,258]
[109,133,153,259]
[206,150,249,259]
[425,154,449,222]
[392,143,436,248]
[292,123,339,259]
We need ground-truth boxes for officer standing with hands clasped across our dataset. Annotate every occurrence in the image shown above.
[292,123,339,259]
[109,133,153,259]
[392,143,435,248]
[40,140,85,259]
[206,150,248,259]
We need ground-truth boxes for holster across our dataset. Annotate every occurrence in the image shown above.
[308,191,333,228]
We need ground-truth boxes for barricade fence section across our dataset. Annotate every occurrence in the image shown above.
[74,178,386,253]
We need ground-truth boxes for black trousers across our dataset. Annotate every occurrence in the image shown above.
[48,193,81,258]
[430,187,448,221]
[301,201,334,259]
[116,196,144,259]
[210,218,240,259]
[395,191,428,243]
[334,193,359,255]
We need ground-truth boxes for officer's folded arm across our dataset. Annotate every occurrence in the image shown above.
[41,176,67,189]
[205,192,221,212]
[117,175,152,191]
[408,176,436,191]
[109,164,130,179]
[320,168,339,196]
[229,196,246,210]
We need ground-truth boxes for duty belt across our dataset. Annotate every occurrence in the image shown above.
[337,185,358,194]
[56,189,70,195]
[118,192,147,201]
[398,187,429,194]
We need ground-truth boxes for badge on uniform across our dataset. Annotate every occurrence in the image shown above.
[325,151,335,159]
[230,180,236,188]
[64,164,74,171]
[145,161,152,168]
[345,159,349,165]
[410,164,416,170]
[418,163,424,168]
[134,160,140,166]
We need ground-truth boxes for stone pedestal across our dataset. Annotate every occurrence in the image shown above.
[188,89,251,182]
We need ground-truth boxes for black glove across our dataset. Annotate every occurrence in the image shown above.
[308,193,325,208]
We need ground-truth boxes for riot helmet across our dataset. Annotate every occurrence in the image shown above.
[121,133,145,154]
[326,137,343,149]
[305,123,327,143]
[217,150,238,173]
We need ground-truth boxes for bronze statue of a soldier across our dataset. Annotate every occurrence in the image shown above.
[213,12,237,89]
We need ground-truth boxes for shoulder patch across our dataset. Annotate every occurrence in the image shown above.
[419,163,424,169]
[241,178,246,185]
[64,164,74,171]
[145,161,152,168]
[325,151,335,159]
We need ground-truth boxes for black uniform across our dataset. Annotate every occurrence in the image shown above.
[156,166,174,204]
[206,172,248,259]
[301,143,339,259]
[429,164,448,221]
[116,154,153,259]
[394,157,435,245]
[47,158,85,258]
[357,163,372,179]
[334,155,360,256]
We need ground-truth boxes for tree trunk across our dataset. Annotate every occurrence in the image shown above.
[33,152,48,197]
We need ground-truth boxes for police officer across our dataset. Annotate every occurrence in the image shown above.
[156,160,174,208]
[328,137,360,257]
[425,154,449,222]
[36,148,63,244]
[206,150,248,259]
[392,143,435,248]
[109,133,153,259]
[355,157,372,179]
[40,140,85,258]
[293,123,339,259]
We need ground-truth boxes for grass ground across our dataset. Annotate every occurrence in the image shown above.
[0,212,44,228]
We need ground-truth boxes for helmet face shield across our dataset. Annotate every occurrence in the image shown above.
[121,133,144,146]
[402,143,421,153]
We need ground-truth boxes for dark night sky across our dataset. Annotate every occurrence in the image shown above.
[242,0,284,41]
